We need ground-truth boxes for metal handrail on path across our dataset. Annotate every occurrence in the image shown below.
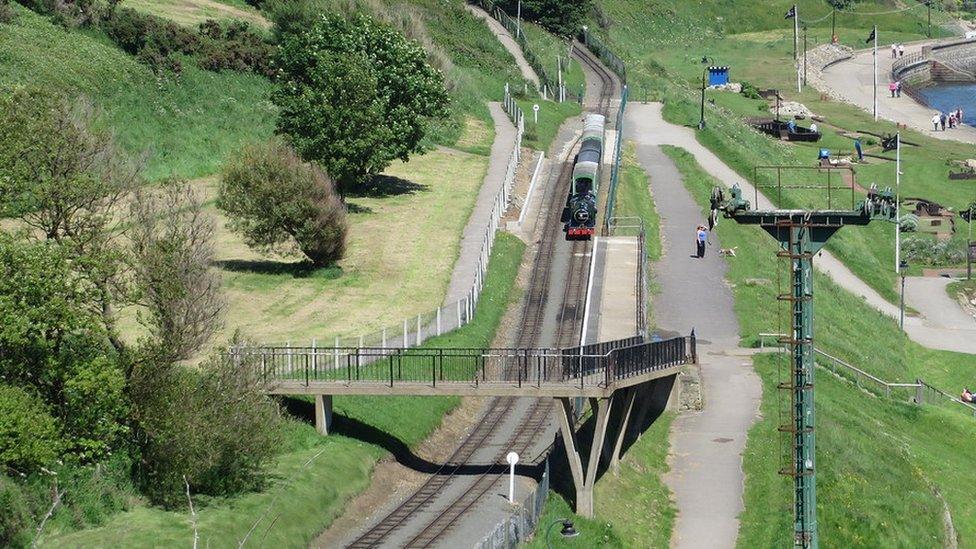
[757,333,976,417]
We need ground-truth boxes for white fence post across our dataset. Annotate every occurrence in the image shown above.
[382,328,387,349]
[286,340,292,375]
[437,307,442,336]
[334,337,339,370]
[403,319,408,349]
[457,300,462,329]
[416,314,422,346]
[358,335,364,349]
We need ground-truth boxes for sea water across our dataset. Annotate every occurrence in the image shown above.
[916,83,976,125]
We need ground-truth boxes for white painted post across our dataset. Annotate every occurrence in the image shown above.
[403,319,408,349]
[457,300,462,329]
[506,452,520,503]
[436,307,442,336]
[358,335,364,349]
[286,340,292,375]
[382,328,387,349]
[334,337,339,370]
[416,314,422,346]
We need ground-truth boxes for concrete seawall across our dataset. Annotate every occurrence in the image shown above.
[893,38,976,85]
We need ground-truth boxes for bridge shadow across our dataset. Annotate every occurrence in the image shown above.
[278,397,543,477]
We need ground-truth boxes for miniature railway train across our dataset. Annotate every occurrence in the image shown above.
[562,113,606,240]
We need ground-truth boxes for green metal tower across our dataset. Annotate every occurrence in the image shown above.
[716,184,898,548]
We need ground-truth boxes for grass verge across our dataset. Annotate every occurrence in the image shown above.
[664,144,976,546]
[611,141,662,261]
[44,232,526,547]
[516,96,582,153]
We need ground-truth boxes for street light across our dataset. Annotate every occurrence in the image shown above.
[545,519,579,548]
[698,56,714,130]
[899,259,908,330]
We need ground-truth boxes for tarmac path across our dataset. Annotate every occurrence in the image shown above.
[818,41,976,144]
[903,276,976,354]
[465,4,540,88]
[626,111,762,549]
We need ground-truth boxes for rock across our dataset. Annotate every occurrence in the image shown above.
[774,100,817,120]
[965,158,976,171]
[725,82,742,93]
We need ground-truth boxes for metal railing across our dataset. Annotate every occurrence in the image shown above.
[578,27,626,83]
[232,334,694,390]
[476,458,550,549]
[757,333,976,418]
[603,85,629,231]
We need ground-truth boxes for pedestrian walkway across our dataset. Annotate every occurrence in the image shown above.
[443,102,517,305]
[904,276,976,354]
[625,102,976,355]
[583,236,641,343]
[625,118,761,548]
[465,4,540,88]
[818,42,976,144]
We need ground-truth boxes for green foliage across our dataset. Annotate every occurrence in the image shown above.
[130,352,283,508]
[902,235,965,266]
[0,384,62,474]
[496,0,592,36]
[0,476,32,547]
[0,0,14,23]
[219,139,348,266]
[273,12,450,192]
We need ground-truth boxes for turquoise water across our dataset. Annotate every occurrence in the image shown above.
[916,83,976,125]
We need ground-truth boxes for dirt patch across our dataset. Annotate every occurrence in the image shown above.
[310,396,488,547]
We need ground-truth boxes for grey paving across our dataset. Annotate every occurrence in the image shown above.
[443,102,517,306]
[626,113,762,548]
[903,276,976,354]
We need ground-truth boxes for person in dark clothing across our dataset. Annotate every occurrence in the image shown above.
[940,112,947,131]
[695,225,707,258]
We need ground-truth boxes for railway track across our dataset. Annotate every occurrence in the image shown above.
[344,41,618,549]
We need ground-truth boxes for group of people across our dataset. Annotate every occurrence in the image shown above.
[962,388,975,404]
[932,108,965,131]
[888,80,902,98]
[890,43,906,58]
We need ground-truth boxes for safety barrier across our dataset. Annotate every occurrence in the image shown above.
[757,333,976,418]
[603,85,629,231]
[476,459,549,549]
[236,334,694,390]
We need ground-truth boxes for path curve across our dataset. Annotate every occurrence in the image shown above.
[465,4,540,88]
[623,132,761,548]
[818,41,976,144]
[904,276,976,354]
[626,102,976,354]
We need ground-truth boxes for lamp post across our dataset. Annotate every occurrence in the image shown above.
[698,56,714,130]
[803,25,808,87]
[899,260,908,330]
[545,519,579,548]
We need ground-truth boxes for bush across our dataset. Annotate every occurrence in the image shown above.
[196,20,273,77]
[902,236,965,266]
[0,384,62,474]
[130,352,283,507]
[496,0,592,36]
[0,476,32,548]
[0,0,15,24]
[219,140,348,267]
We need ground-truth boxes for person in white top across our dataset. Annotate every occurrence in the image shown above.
[898,43,905,57]
[891,43,897,58]
[932,113,941,131]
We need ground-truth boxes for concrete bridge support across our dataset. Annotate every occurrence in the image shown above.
[315,394,334,435]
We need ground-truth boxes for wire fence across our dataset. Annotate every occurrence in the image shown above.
[578,27,627,83]
[476,459,549,549]
[603,85,629,231]
[262,87,522,351]
[469,0,579,102]
[758,333,976,418]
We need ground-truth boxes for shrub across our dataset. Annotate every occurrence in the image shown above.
[902,236,965,266]
[0,384,62,474]
[196,20,273,77]
[130,351,283,507]
[0,476,32,547]
[0,0,15,24]
[496,0,592,36]
[219,139,348,267]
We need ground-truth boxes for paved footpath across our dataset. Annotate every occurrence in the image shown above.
[626,110,762,549]
[443,102,517,305]
[904,276,976,354]
[465,4,540,88]
[818,41,976,144]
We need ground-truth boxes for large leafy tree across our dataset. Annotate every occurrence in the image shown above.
[273,13,449,194]
[497,0,592,36]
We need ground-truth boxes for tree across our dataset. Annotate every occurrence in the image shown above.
[272,13,449,194]
[497,0,592,36]
[219,139,348,267]
[129,181,223,361]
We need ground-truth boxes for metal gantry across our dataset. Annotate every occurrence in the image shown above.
[716,184,898,548]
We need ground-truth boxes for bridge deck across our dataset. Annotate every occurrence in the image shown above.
[584,235,642,343]
[266,363,683,398]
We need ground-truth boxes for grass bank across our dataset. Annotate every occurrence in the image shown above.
[44,232,526,547]
[612,142,662,262]
[664,144,976,546]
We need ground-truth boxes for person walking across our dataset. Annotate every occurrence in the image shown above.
[932,112,941,131]
[895,80,901,98]
[695,225,707,259]
[898,43,905,57]
[940,112,947,131]
[891,43,897,59]
[888,81,897,98]
[957,107,964,125]
[949,112,957,129]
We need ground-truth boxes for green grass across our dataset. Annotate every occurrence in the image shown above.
[611,142,662,261]
[946,278,976,303]
[585,0,973,305]
[520,20,585,96]
[44,232,526,547]
[516,97,582,152]
[123,0,270,28]
[663,144,976,546]
[0,6,276,181]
